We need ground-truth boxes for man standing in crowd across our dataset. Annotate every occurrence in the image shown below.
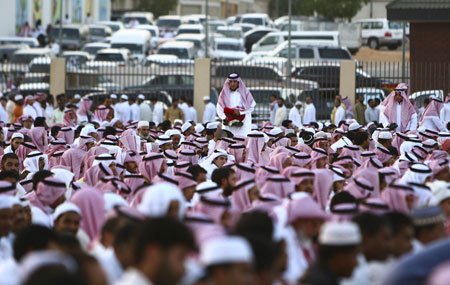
[269,94,279,125]
[151,96,164,125]
[331,95,346,125]
[289,101,303,128]
[137,94,152,122]
[303,96,316,125]
[379,88,417,132]
[203,96,216,123]
[274,97,287,126]
[164,98,184,124]
[51,94,66,124]
[365,99,380,124]
[354,94,366,126]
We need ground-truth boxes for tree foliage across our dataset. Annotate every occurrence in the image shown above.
[138,0,178,18]
[268,0,369,21]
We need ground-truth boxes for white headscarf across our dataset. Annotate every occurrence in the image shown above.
[138,182,186,220]
[23,151,48,174]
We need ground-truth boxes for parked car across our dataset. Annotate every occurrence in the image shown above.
[296,88,340,121]
[243,27,276,53]
[63,51,91,69]
[291,64,390,89]
[208,20,227,33]
[410,90,444,108]
[11,48,55,65]
[176,24,204,36]
[88,25,112,42]
[89,48,133,67]
[143,54,193,67]
[0,44,29,61]
[175,34,206,58]
[356,18,403,50]
[110,29,151,63]
[216,26,244,46]
[18,73,49,91]
[238,13,274,28]
[49,25,90,50]
[156,15,182,35]
[212,38,247,61]
[96,21,124,34]
[270,44,352,62]
[28,57,51,73]
[0,37,39,47]
[252,31,339,52]
[122,12,154,26]
[233,23,256,34]
[134,25,159,50]
[81,42,110,57]
[157,41,196,60]
[355,88,387,105]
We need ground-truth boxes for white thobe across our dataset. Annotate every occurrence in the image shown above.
[44,105,53,123]
[379,104,417,131]
[0,104,7,122]
[440,103,450,123]
[139,103,152,121]
[270,102,278,124]
[179,102,189,122]
[23,105,38,119]
[152,103,164,125]
[332,106,345,125]
[274,106,288,126]
[203,102,216,123]
[187,106,197,123]
[32,101,43,117]
[0,237,12,262]
[130,103,141,121]
[289,107,302,128]
[217,90,255,137]
[420,116,447,132]
[303,103,316,124]
[116,102,131,122]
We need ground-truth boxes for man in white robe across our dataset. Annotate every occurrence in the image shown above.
[179,96,189,122]
[216,74,256,136]
[129,97,141,122]
[303,96,316,125]
[151,97,164,125]
[379,88,417,132]
[274,97,288,126]
[269,94,279,124]
[137,94,152,122]
[419,96,446,132]
[115,94,131,123]
[289,101,303,128]
[331,95,345,125]
[203,96,216,123]
[187,100,197,123]
[23,95,38,119]
[440,94,450,125]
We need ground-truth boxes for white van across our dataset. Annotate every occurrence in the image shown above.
[175,34,206,58]
[356,18,403,50]
[122,12,154,26]
[110,30,150,63]
[134,25,159,50]
[157,41,195,60]
[252,31,339,52]
[238,13,273,28]
[176,24,204,36]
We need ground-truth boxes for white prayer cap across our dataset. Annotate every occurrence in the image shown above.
[121,94,128,100]
[53,202,81,221]
[73,94,81,99]
[295,101,302,106]
[110,94,117,99]
[11,133,24,140]
[319,221,361,246]
[181,122,192,133]
[317,122,324,130]
[138,94,145,100]
[206,122,220,130]
[200,236,253,266]
[157,135,172,146]
[0,195,16,210]
[80,124,96,136]
[165,129,181,137]
[285,129,294,135]
[349,122,362,131]
[14,95,23,101]
[203,96,210,101]
[314,131,327,139]
[196,181,220,192]
[138,121,149,128]
[195,123,205,133]
[270,127,283,136]
[378,131,392,140]
[174,119,183,125]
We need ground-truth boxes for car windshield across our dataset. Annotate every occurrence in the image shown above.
[218,30,241,38]
[388,22,402,29]
[318,48,351,59]
[217,43,242,51]
[242,18,264,25]
[157,19,181,28]
[11,54,43,64]
[90,28,106,37]
[111,43,142,54]
[82,46,105,55]
[158,48,189,59]
[106,24,121,32]
[178,29,201,35]
[49,28,80,40]
[95,53,124,61]
[64,55,87,65]
[123,17,148,24]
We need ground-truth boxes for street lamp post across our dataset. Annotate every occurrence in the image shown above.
[58,0,63,56]
[205,0,209,58]
[286,0,292,89]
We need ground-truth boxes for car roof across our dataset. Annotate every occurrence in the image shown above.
[97,48,129,54]
[63,51,90,57]
[214,38,242,44]
[244,28,276,37]
[158,15,182,20]
[356,18,387,22]
[175,34,205,40]
[88,24,110,29]
[217,26,242,31]
[55,24,86,29]
[159,41,195,48]
[178,24,203,29]
[123,12,153,17]
[83,42,110,48]
[14,48,52,55]
[241,13,270,18]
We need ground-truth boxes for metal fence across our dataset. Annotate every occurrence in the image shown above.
[0,59,448,124]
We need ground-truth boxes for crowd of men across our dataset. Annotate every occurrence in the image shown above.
[0,74,448,285]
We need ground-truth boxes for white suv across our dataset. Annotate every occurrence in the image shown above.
[356,18,403,50]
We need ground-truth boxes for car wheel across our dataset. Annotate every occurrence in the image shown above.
[368,38,379,49]
[388,44,398,50]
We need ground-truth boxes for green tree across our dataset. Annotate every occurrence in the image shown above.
[138,0,178,18]
[268,0,315,19]
[314,0,369,21]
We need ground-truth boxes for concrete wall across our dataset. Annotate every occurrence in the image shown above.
[0,1,17,36]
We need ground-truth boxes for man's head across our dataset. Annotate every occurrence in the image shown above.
[277,98,284,107]
[374,98,381,106]
[212,167,236,197]
[282,120,293,129]
[132,218,195,285]
[368,99,375,108]
[53,202,81,235]
[334,95,342,107]
[1,153,20,174]
[56,94,66,109]
[295,101,302,110]
[354,132,370,150]
[137,94,145,104]
[179,96,186,104]
[357,94,364,103]
[172,99,178,108]
[187,165,207,184]
[229,80,239,91]
[306,96,312,104]
[411,206,447,245]
[352,213,392,262]
[0,196,13,237]
[286,133,298,146]
[138,121,150,139]
[270,94,277,102]
[394,90,403,103]
[384,212,414,258]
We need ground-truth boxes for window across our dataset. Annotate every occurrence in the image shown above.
[371,22,383,29]
[318,48,351,59]
[279,48,296,58]
[260,36,278,46]
[299,48,314,59]
[388,22,402,29]
[95,53,125,61]
[180,76,194,85]
[242,18,264,26]
[361,22,371,29]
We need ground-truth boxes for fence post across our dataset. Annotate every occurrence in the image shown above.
[194,58,211,122]
[339,60,356,106]
[50,58,66,97]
